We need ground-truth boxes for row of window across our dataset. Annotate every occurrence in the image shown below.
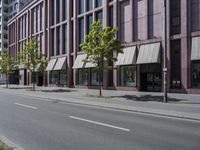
[49,66,136,87]
[52,0,67,25]
[48,61,200,89]
[79,0,103,14]
[51,24,67,56]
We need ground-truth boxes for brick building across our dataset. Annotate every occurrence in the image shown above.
[8,0,200,94]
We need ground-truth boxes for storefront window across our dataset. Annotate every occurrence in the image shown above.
[78,69,89,85]
[120,65,136,87]
[50,70,67,85]
[91,68,99,85]
[50,71,59,84]
[60,70,67,85]
[192,61,200,88]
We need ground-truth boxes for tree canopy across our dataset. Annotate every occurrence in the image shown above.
[80,20,124,96]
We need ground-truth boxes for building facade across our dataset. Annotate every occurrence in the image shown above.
[8,0,200,94]
[0,0,29,53]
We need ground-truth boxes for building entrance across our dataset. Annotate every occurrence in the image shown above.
[140,64,162,92]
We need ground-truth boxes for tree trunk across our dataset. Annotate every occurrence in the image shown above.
[32,72,36,91]
[5,74,8,88]
[98,70,102,97]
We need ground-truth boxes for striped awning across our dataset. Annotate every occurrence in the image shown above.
[116,46,137,65]
[191,36,200,61]
[53,57,67,70]
[73,54,94,69]
[136,42,161,64]
[46,58,57,71]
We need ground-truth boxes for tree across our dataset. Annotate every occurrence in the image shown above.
[19,37,47,91]
[0,53,18,88]
[80,20,124,96]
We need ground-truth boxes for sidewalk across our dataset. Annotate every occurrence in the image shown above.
[0,85,200,121]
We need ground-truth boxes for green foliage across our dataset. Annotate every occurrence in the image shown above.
[80,20,124,71]
[19,37,47,73]
[0,53,18,88]
[0,53,18,75]
[80,20,124,96]
[19,37,47,90]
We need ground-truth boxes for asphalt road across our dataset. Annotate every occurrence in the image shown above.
[0,91,199,150]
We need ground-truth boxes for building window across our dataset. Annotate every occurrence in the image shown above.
[95,0,102,8]
[52,0,56,25]
[120,65,136,87]
[87,15,93,33]
[108,6,113,28]
[63,24,67,54]
[78,69,89,85]
[96,11,103,22]
[50,70,67,85]
[63,0,67,21]
[192,61,200,88]
[170,0,181,35]
[191,0,200,31]
[91,68,99,85]
[57,27,60,55]
[60,70,67,85]
[79,18,84,45]
[171,40,181,89]
[79,0,84,14]
[50,71,59,84]
[87,0,93,11]
[52,29,55,56]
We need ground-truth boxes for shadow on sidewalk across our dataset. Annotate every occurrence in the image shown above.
[112,95,186,103]
[6,87,32,90]
[40,89,77,93]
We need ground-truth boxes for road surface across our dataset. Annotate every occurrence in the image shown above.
[0,91,199,150]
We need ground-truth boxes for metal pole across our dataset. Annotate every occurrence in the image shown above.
[163,0,168,103]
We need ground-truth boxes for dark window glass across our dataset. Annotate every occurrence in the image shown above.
[60,70,67,85]
[52,29,55,56]
[57,27,60,55]
[96,11,103,21]
[63,24,67,54]
[170,0,181,35]
[192,61,200,88]
[57,0,60,23]
[120,65,136,87]
[96,11,103,30]
[52,0,56,25]
[79,0,84,14]
[50,71,59,84]
[63,0,67,21]
[91,68,99,85]
[87,15,93,33]
[78,69,89,85]
[108,6,113,28]
[171,40,181,89]
[96,0,102,7]
[87,0,93,11]
[79,18,84,44]
[50,70,67,85]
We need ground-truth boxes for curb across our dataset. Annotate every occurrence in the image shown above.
[0,136,24,150]
[1,89,200,122]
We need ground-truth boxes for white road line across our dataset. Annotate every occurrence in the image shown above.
[70,116,130,132]
[14,103,38,110]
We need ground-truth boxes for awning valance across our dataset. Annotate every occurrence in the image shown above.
[73,54,94,69]
[136,42,160,64]
[191,36,200,61]
[46,58,57,71]
[116,46,137,65]
[53,57,67,70]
